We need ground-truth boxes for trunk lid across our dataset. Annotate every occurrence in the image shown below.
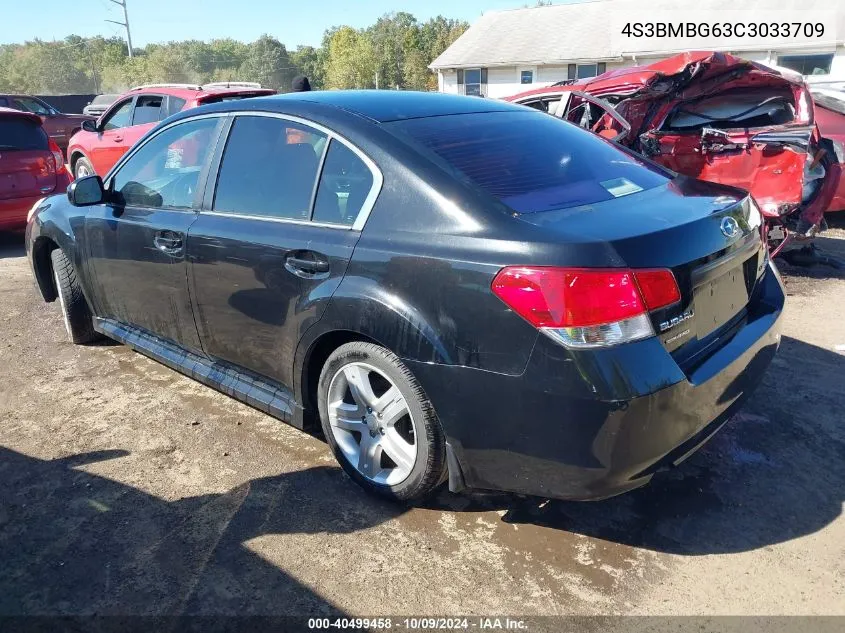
[0,113,56,200]
[517,177,767,367]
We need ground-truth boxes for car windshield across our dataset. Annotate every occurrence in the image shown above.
[388,111,671,213]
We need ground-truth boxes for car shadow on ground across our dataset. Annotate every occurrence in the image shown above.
[0,448,404,615]
[427,335,844,557]
[0,231,25,259]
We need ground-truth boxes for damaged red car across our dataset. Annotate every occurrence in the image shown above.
[506,51,843,255]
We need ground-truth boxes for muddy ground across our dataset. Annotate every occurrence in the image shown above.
[1,223,844,620]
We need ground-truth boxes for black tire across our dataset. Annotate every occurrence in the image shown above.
[73,156,94,180]
[50,248,99,344]
[317,341,447,502]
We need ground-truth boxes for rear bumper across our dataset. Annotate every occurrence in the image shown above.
[406,262,785,501]
[0,172,69,231]
[0,195,42,231]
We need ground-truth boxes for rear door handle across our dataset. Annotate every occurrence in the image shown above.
[154,231,184,254]
[285,252,330,277]
[113,136,123,142]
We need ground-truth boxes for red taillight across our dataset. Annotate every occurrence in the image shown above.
[491,267,645,327]
[48,138,65,173]
[491,266,681,348]
[633,269,681,311]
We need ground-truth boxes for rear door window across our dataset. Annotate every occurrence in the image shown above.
[389,111,670,213]
[0,119,49,150]
[102,99,134,131]
[132,95,164,126]
[312,139,375,226]
[213,115,326,221]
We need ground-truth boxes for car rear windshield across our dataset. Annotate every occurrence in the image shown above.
[0,119,48,151]
[387,111,671,213]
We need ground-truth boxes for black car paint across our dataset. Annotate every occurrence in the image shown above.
[26,91,785,500]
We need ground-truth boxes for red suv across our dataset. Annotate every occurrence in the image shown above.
[67,83,275,179]
[0,107,70,230]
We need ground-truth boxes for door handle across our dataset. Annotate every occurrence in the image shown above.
[154,232,183,254]
[113,136,123,142]
[286,256,329,273]
[285,252,330,277]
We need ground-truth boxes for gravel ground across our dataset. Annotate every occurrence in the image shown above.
[0,222,844,620]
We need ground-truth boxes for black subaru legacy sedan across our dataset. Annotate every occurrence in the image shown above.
[26,91,784,502]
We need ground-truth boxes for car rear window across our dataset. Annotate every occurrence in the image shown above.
[388,111,671,213]
[0,118,48,150]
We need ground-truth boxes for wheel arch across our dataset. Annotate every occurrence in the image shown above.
[296,329,380,430]
[31,236,60,302]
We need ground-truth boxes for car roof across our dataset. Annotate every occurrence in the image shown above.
[0,106,42,124]
[262,90,523,122]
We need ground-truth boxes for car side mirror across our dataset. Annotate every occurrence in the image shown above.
[67,175,105,206]
[81,119,98,133]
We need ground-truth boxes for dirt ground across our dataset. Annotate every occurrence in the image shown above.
[1,222,844,620]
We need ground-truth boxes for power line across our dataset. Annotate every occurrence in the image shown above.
[105,0,133,58]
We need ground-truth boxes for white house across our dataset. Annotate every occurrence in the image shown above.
[430,0,845,99]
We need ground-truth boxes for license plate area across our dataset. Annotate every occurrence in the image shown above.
[693,265,749,338]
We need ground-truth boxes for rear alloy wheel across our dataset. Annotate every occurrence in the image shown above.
[74,156,94,180]
[50,249,100,344]
[318,342,446,501]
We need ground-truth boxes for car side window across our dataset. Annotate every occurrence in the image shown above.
[167,96,187,117]
[102,99,134,131]
[0,97,8,107]
[110,117,218,209]
[13,97,53,115]
[561,94,630,141]
[312,140,374,226]
[213,116,326,221]
[132,95,164,126]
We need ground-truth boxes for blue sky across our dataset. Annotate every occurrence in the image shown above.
[0,0,585,49]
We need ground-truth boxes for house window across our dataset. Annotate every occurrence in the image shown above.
[567,62,607,80]
[520,70,534,84]
[458,68,487,97]
[777,53,834,76]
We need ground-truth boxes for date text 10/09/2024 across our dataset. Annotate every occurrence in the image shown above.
[307,617,529,630]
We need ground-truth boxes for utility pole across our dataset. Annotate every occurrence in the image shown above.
[106,0,133,58]
[84,41,100,93]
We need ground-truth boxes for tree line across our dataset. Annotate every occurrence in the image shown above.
[0,12,468,95]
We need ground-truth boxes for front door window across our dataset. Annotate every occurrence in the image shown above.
[110,117,219,210]
[101,100,134,131]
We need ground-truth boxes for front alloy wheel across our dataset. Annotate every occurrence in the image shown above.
[74,157,94,180]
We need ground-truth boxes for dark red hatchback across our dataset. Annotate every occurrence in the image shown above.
[0,107,70,231]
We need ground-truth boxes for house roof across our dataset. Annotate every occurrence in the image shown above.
[430,0,845,69]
